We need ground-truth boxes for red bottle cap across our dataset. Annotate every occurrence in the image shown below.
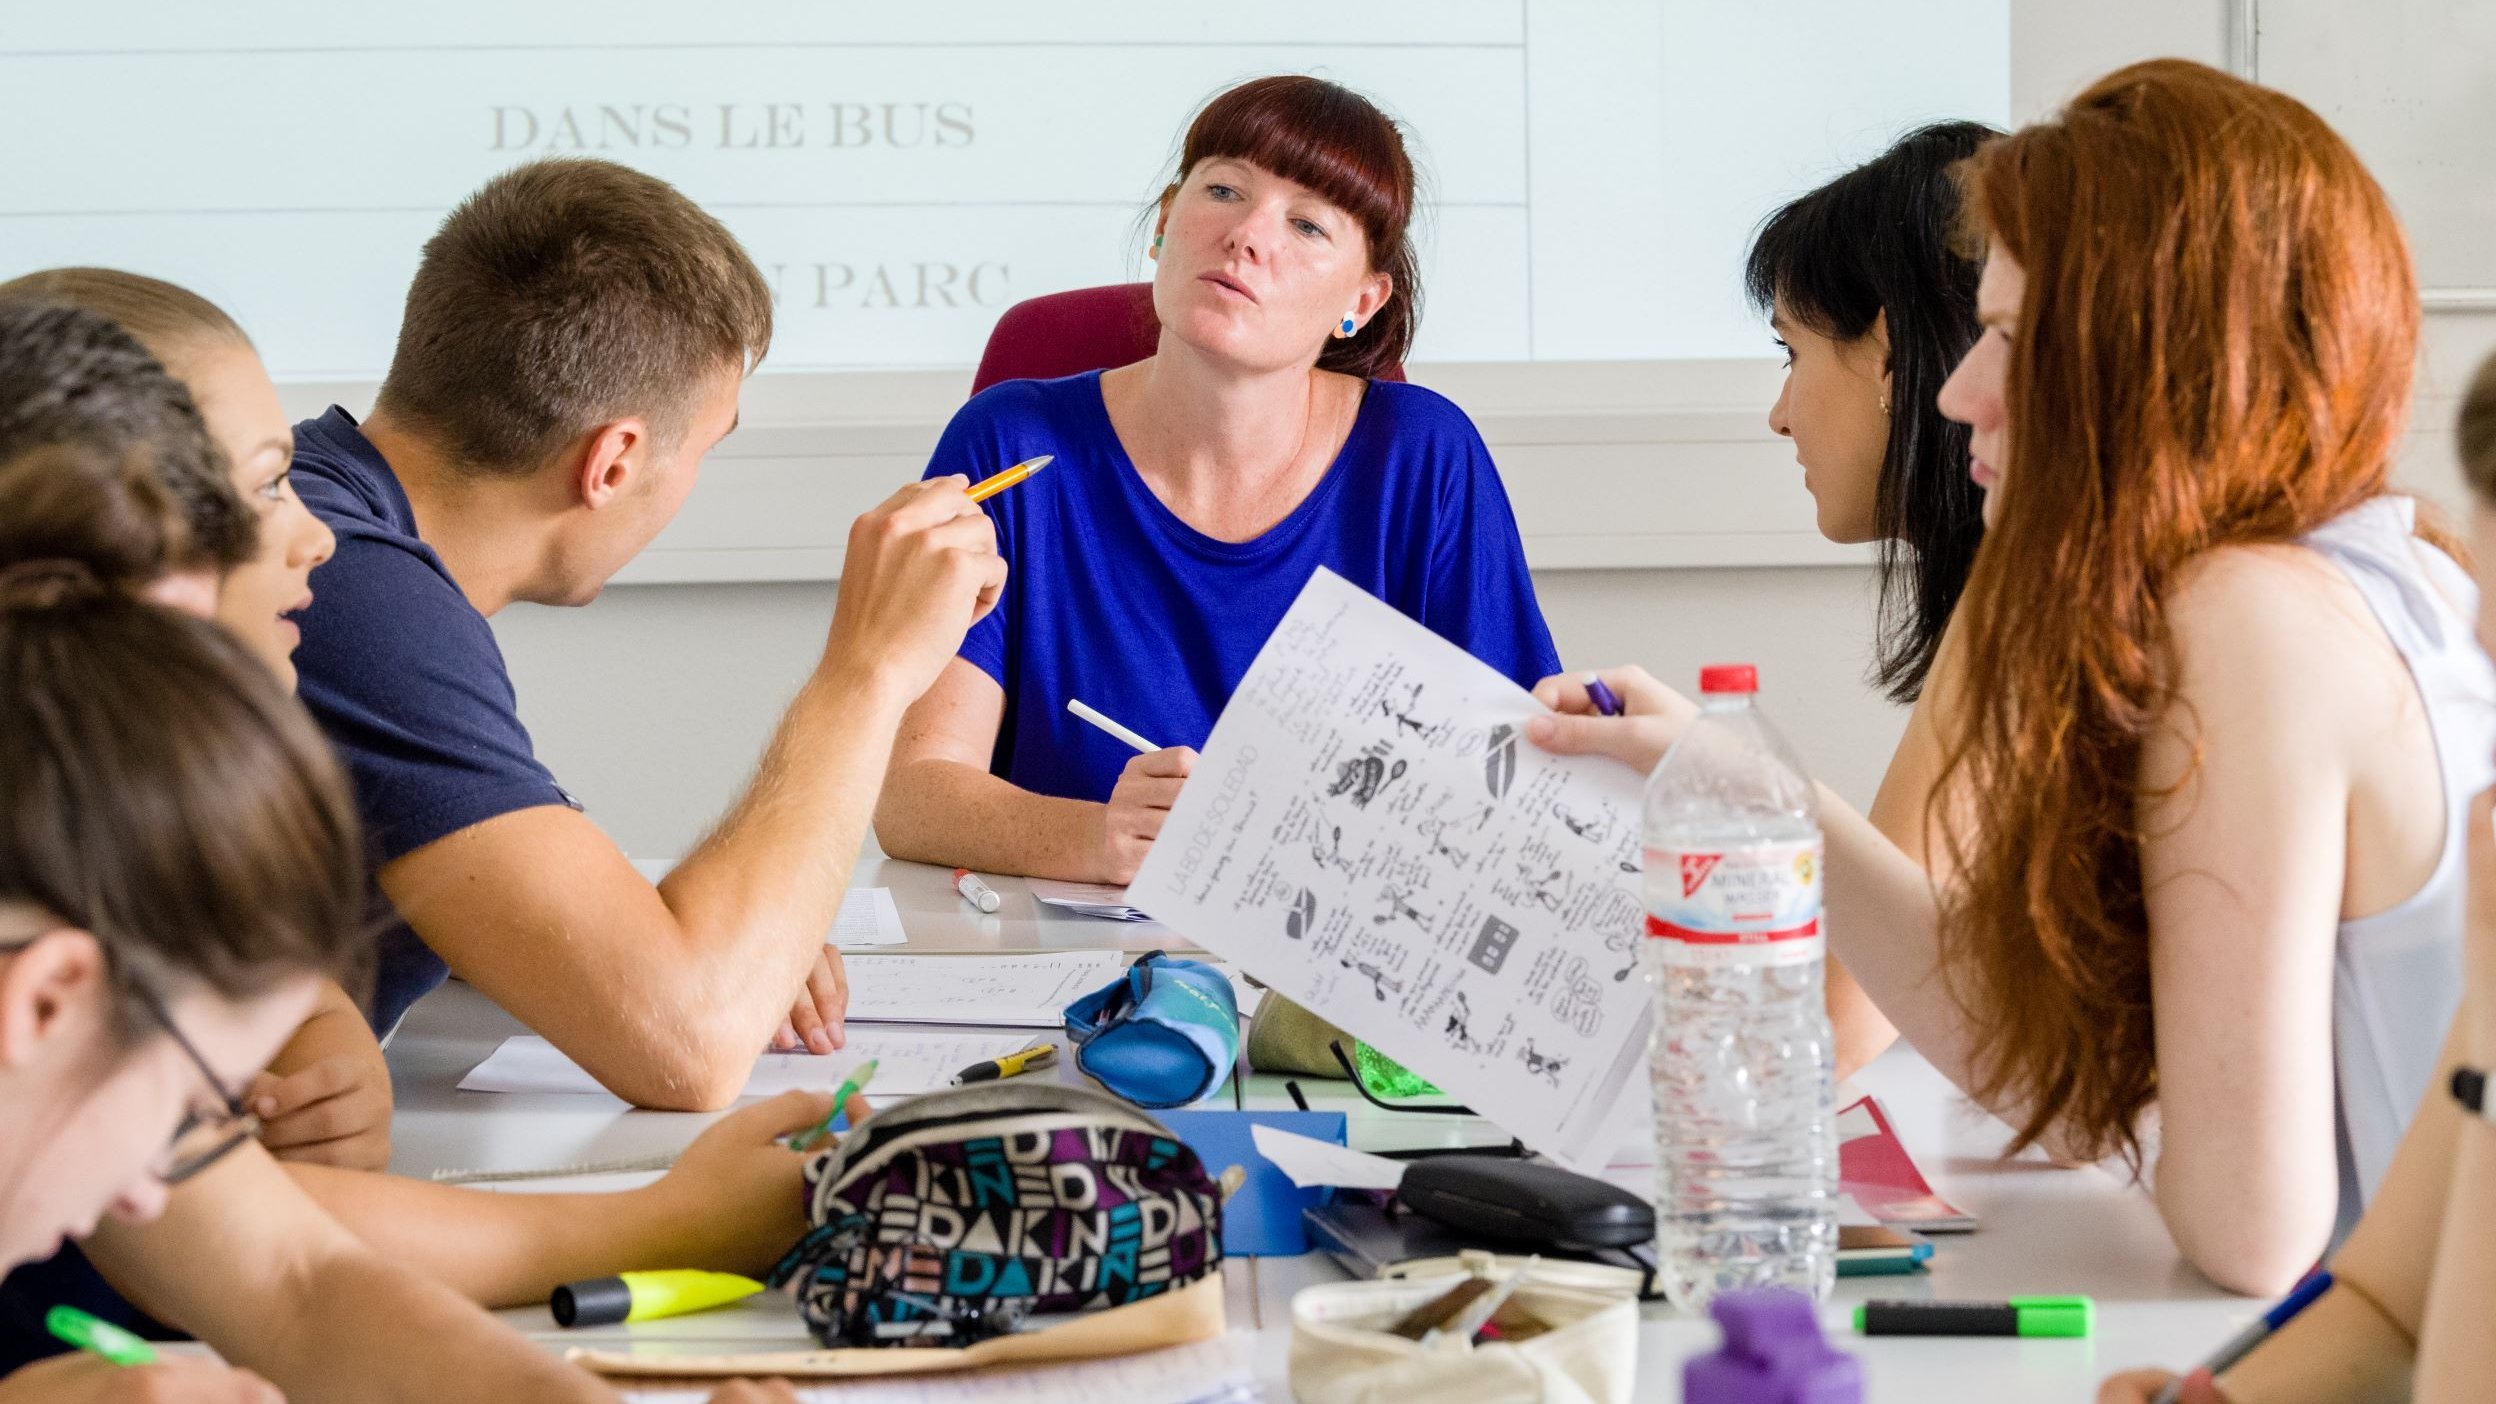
[1699,664,1758,695]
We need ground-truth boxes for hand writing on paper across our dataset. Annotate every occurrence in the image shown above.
[2097,1369,2230,1404]
[1095,747,1197,884]
[773,947,849,1054]
[648,1088,872,1279]
[1526,666,1700,777]
[0,1353,283,1404]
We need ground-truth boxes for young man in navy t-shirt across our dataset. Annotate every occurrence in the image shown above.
[289,159,1004,1108]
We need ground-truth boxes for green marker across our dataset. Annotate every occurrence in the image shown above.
[47,1305,157,1366]
[1854,1296,2093,1338]
[788,1058,879,1151]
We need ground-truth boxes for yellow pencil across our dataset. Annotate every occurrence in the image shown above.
[965,454,1053,504]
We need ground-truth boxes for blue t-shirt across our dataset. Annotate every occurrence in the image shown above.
[290,407,574,1035]
[930,373,1560,801]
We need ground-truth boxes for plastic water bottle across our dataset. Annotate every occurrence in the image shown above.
[1640,664,1837,1310]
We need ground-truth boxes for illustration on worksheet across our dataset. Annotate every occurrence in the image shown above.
[1484,724,1519,800]
[1127,569,1654,1171]
[1340,956,1405,1002]
[1520,1038,1569,1087]
[1329,747,1410,809]
[1286,887,1320,941]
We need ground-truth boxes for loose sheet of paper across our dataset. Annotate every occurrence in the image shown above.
[1250,1123,1410,1191]
[830,886,908,947]
[628,860,906,948]
[458,1027,1035,1099]
[841,951,1123,1026]
[1128,569,1653,1171]
[614,1334,1256,1404]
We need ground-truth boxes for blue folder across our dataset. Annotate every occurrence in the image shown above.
[1157,1109,1350,1257]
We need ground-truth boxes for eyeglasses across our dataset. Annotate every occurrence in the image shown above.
[0,936,258,1185]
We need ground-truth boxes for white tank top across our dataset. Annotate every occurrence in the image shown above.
[2303,496,2496,1237]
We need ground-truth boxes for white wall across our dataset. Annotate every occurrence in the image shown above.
[485,0,2494,863]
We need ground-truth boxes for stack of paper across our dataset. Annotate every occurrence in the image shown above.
[1029,878,1154,922]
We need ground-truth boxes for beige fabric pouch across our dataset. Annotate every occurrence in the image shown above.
[1288,1261,1639,1404]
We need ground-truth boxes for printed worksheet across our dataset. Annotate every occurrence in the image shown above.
[841,951,1124,1026]
[1128,569,1653,1171]
[458,1027,1037,1099]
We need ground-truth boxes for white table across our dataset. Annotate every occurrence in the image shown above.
[385,855,2253,1402]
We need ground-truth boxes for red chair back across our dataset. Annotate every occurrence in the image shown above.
[969,281,1404,394]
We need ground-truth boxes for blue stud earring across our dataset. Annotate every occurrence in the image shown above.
[1338,316,1357,337]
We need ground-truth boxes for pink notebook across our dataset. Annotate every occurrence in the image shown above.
[1839,1093,1977,1232]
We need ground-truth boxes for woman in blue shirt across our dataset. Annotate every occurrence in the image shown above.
[877,75,1559,884]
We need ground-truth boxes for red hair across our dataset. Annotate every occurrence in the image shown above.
[1163,75,1421,379]
[1939,59,2420,1167]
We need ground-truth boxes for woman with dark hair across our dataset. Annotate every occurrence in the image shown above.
[1534,60,2494,1297]
[1746,120,1994,705]
[1741,120,1996,1076]
[877,75,1559,883]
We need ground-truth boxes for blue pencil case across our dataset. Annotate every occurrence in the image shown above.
[1062,951,1240,1108]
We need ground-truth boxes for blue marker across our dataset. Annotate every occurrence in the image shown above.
[1584,674,1625,718]
[2151,1271,2333,1404]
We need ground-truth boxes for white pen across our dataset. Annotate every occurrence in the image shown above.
[951,867,1002,914]
[1066,698,1159,754]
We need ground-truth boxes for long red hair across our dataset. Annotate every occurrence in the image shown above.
[1939,60,2420,1167]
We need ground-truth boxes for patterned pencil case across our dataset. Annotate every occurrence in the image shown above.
[767,1080,1225,1348]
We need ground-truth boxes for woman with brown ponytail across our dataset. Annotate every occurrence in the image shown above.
[1532,59,2494,1297]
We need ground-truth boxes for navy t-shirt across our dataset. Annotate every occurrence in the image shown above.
[290,407,573,1035]
[929,373,1561,801]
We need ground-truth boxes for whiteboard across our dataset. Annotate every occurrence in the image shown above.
[2256,0,2496,296]
[0,1,2007,379]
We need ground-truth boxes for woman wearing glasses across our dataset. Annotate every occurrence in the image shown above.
[0,308,802,1403]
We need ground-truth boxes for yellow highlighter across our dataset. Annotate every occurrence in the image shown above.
[551,1270,763,1328]
[954,1042,1058,1085]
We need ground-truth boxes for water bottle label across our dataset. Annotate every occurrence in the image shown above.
[1643,839,1823,966]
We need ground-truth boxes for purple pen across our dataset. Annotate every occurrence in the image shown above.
[1584,674,1625,718]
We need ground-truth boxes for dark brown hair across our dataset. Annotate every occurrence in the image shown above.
[0,301,255,573]
[2462,354,2496,502]
[373,158,774,476]
[0,441,367,1039]
[0,267,252,368]
[1937,59,2418,1167]
[1162,76,1421,379]
[1746,121,1997,703]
